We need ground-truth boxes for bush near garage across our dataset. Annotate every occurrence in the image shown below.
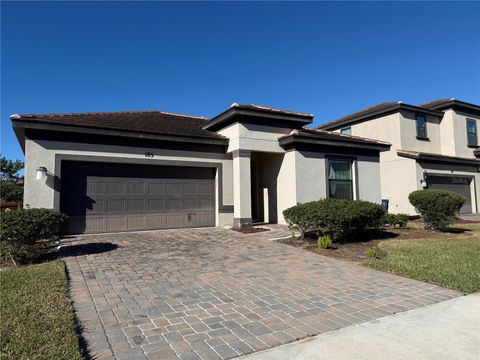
[408,189,465,231]
[0,209,69,266]
[383,213,410,229]
[283,198,385,241]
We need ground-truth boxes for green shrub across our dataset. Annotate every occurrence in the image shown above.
[0,209,69,265]
[396,214,409,229]
[367,248,377,258]
[282,201,321,237]
[409,189,465,231]
[382,213,409,229]
[382,213,397,227]
[318,235,332,249]
[283,199,385,241]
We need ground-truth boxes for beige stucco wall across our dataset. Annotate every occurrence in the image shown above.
[217,122,290,153]
[439,109,457,156]
[452,110,480,158]
[24,137,234,226]
[276,150,297,224]
[399,111,442,153]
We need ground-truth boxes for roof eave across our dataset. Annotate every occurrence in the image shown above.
[201,107,313,131]
[12,119,229,147]
[427,100,480,115]
[397,150,480,165]
[279,135,391,151]
[319,104,444,130]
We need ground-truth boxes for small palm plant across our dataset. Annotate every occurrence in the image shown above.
[318,235,332,250]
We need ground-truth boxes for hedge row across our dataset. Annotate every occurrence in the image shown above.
[0,209,69,265]
[283,198,385,241]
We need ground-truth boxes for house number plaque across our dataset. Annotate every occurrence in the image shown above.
[145,152,154,158]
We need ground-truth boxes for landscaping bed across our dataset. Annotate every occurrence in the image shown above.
[0,260,83,360]
[278,221,480,294]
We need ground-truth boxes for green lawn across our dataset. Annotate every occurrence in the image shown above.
[365,224,480,294]
[0,260,83,360]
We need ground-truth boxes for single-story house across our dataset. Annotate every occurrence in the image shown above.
[11,103,390,234]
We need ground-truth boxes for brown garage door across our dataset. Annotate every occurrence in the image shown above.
[60,161,216,234]
[428,175,473,214]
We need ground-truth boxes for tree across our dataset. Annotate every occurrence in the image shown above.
[0,157,24,204]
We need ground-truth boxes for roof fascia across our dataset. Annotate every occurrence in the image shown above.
[201,107,313,131]
[278,135,391,151]
[12,120,229,146]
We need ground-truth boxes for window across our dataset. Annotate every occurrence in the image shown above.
[328,159,354,200]
[416,114,427,138]
[467,119,477,146]
[340,126,352,135]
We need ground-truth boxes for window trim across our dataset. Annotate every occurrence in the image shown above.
[326,157,356,201]
[466,118,478,147]
[415,114,428,139]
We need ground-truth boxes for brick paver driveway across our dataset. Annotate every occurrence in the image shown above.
[62,226,459,360]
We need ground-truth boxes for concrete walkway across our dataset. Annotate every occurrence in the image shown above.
[242,293,480,360]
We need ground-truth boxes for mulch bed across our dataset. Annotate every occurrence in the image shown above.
[231,227,270,234]
[277,221,473,263]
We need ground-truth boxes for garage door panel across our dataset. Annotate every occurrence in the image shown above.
[184,198,198,210]
[148,183,166,195]
[166,199,184,210]
[199,213,215,226]
[183,183,198,195]
[127,215,146,231]
[87,181,105,196]
[200,198,215,210]
[61,161,216,234]
[85,217,106,233]
[166,214,186,228]
[107,199,126,212]
[148,199,166,211]
[199,183,215,195]
[106,216,127,232]
[107,182,126,195]
[166,183,182,195]
[127,199,145,212]
[127,182,145,195]
[146,214,167,229]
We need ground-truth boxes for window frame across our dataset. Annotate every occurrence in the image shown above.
[326,157,355,201]
[415,114,428,139]
[340,126,352,135]
[466,118,478,147]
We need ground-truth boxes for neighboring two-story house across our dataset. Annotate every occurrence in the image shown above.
[318,99,480,214]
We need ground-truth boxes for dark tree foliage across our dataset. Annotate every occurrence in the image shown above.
[0,157,24,203]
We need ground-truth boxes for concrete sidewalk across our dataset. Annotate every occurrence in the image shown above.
[242,293,480,360]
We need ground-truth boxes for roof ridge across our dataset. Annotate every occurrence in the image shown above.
[11,110,209,120]
[235,103,314,117]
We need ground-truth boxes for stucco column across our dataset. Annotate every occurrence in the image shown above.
[232,150,252,229]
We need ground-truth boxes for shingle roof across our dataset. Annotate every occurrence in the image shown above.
[318,101,445,130]
[317,102,400,130]
[418,99,454,109]
[279,128,391,148]
[419,98,480,113]
[397,149,480,164]
[231,103,314,118]
[11,110,225,140]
